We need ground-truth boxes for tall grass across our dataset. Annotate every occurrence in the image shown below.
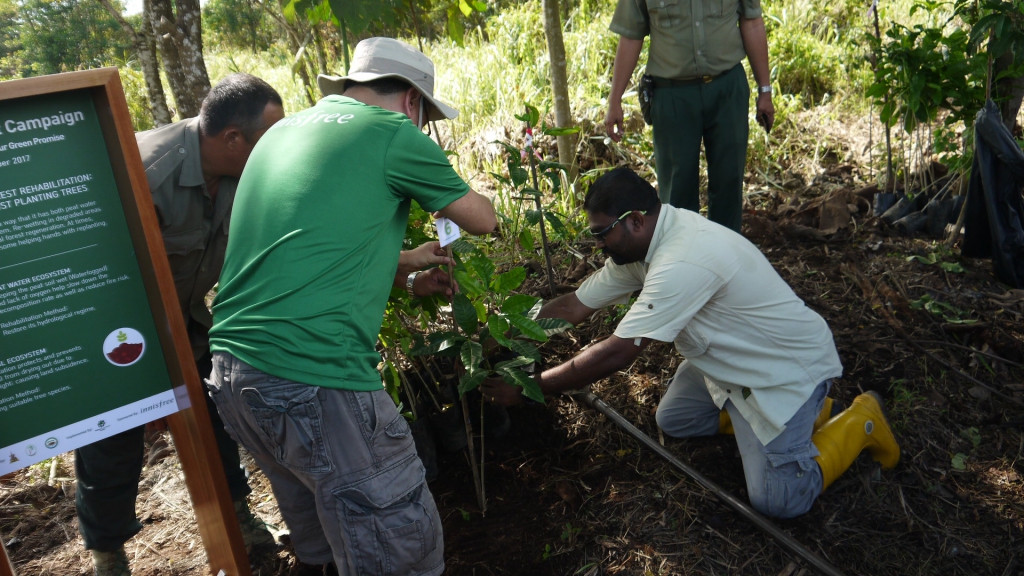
[120,0,944,190]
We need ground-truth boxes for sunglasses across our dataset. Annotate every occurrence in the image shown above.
[590,210,645,241]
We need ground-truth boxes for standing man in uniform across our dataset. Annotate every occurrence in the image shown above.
[604,0,775,232]
[482,168,900,519]
[205,38,496,575]
[76,73,285,576]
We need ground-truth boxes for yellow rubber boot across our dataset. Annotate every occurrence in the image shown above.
[813,397,836,430]
[718,397,838,435]
[812,391,900,490]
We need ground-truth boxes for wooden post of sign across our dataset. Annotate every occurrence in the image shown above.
[0,69,250,576]
[0,542,13,576]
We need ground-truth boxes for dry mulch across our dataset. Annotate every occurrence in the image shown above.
[2,165,1023,575]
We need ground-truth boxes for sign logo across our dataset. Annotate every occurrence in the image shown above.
[103,328,146,366]
[97,420,108,430]
[25,445,37,456]
[44,437,58,449]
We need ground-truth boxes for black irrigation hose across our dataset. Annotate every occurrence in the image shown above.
[570,390,846,576]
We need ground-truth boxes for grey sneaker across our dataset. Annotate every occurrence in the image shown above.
[92,548,130,576]
[234,499,277,548]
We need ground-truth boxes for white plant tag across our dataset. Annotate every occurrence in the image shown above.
[435,217,461,247]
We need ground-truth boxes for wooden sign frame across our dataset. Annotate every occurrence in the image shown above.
[0,69,250,576]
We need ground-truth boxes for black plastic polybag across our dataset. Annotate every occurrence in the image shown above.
[962,100,1024,288]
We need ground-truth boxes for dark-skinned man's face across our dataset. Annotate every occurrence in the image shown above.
[587,210,644,266]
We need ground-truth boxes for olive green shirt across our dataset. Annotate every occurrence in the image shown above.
[610,0,762,79]
[137,117,235,359]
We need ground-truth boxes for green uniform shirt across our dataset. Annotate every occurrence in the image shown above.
[610,0,762,78]
[137,117,236,359]
[209,96,469,390]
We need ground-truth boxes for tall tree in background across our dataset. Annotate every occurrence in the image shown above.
[0,0,20,77]
[148,0,211,118]
[541,0,576,177]
[16,0,132,76]
[97,0,172,125]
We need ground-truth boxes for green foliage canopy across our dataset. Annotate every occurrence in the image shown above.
[12,0,135,77]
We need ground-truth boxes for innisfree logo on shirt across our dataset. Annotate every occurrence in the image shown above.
[270,111,357,130]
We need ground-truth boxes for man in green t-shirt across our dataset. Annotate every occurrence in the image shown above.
[206,37,496,575]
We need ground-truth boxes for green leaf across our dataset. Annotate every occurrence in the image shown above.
[951,452,967,471]
[487,315,512,346]
[492,268,527,294]
[453,293,478,335]
[520,187,544,197]
[450,238,480,255]
[501,294,540,315]
[542,126,581,136]
[508,314,548,342]
[326,0,394,35]
[447,6,465,46]
[939,261,965,273]
[467,253,496,286]
[459,370,488,396]
[907,254,938,265]
[490,140,522,160]
[495,356,535,371]
[518,228,535,250]
[407,332,465,357]
[460,340,484,374]
[535,317,573,337]
[515,103,541,128]
[510,166,529,188]
[499,367,544,403]
[453,269,486,297]
[507,339,541,362]
[543,211,568,239]
[458,0,473,17]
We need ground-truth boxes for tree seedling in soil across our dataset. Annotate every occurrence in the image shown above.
[491,102,579,298]
[409,238,571,513]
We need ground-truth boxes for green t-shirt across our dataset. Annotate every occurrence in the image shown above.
[209,96,469,390]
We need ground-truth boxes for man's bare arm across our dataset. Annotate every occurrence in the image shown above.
[437,189,497,235]
[535,335,652,396]
[605,37,644,142]
[537,292,599,326]
[739,16,775,132]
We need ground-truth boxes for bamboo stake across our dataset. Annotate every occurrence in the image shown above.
[525,129,558,298]
[444,245,485,513]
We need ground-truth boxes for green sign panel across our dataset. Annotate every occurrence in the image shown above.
[0,89,178,474]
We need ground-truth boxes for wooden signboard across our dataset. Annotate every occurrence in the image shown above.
[0,69,249,576]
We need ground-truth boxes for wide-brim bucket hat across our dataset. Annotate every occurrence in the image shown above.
[317,37,458,122]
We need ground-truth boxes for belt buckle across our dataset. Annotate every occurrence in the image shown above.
[702,75,713,84]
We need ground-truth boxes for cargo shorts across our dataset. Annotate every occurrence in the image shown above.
[207,352,444,575]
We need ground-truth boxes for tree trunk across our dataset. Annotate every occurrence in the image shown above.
[256,0,316,105]
[149,0,211,119]
[541,0,577,180]
[993,51,1024,134]
[96,0,172,126]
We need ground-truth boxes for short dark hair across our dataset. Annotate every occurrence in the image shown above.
[199,73,283,141]
[348,77,414,96]
[584,167,662,217]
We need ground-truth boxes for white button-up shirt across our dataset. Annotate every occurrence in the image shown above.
[577,206,842,444]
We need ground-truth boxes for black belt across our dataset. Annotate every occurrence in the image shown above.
[651,65,737,88]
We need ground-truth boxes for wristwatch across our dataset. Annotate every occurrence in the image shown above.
[758,85,772,94]
[406,271,422,298]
